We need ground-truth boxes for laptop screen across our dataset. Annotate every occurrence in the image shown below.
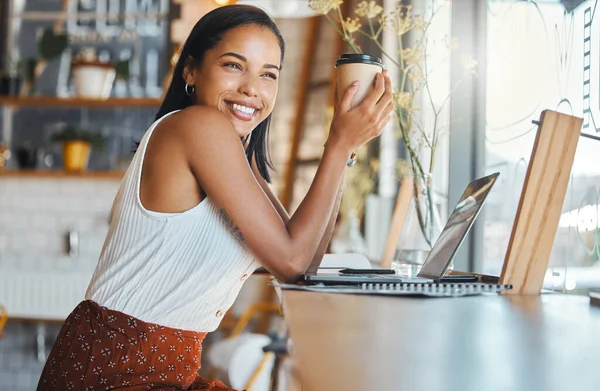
[417,172,499,279]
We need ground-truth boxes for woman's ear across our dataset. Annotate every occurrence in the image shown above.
[182,56,196,84]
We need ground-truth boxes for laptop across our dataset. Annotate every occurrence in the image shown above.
[302,172,500,285]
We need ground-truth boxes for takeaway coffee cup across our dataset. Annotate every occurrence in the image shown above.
[335,53,385,109]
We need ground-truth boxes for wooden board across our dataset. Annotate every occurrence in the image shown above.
[500,110,583,295]
[380,176,413,268]
[0,170,124,179]
[0,97,162,108]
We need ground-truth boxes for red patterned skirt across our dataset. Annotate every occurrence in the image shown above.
[37,300,237,391]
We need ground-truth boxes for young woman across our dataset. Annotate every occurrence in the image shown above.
[37,4,393,390]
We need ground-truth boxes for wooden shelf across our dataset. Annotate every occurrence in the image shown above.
[5,316,67,324]
[0,169,125,179]
[0,96,162,108]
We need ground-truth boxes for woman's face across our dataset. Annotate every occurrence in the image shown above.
[184,24,281,138]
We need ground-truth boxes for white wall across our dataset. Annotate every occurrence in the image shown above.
[0,177,119,319]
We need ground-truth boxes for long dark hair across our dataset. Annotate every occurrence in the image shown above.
[156,5,285,182]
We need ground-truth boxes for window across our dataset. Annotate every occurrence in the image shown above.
[482,0,600,292]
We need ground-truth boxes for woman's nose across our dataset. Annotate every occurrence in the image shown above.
[239,75,259,97]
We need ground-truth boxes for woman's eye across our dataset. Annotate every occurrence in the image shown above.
[264,73,278,80]
[224,62,242,70]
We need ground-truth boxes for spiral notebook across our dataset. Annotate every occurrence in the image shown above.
[278,282,513,298]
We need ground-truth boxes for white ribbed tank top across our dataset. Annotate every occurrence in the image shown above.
[85,110,259,332]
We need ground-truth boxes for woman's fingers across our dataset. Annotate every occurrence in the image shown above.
[360,72,386,108]
[333,81,339,112]
[376,113,394,132]
[358,71,393,121]
[377,72,394,107]
[381,101,395,121]
[339,80,360,113]
[374,102,395,133]
[328,70,395,152]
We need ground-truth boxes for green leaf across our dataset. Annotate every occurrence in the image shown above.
[50,125,107,150]
[114,60,130,80]
[38,28,68,61]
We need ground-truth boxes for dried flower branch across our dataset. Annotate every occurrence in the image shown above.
[311,0,477,247]
[356,1,384,19]
[308,0,343,15]
[343,17,362,34]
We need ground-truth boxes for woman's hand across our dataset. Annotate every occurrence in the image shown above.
[328,70,394,154]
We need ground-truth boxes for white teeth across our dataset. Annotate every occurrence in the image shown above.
[232,103,256,115]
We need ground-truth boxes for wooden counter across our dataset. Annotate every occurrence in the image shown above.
[282,291,600,391]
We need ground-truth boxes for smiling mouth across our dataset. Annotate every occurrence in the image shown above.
[225,101,259,121]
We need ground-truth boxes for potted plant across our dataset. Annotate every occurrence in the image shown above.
[71,48,116,99]
[50,125,105,172]
[19,28,68,96]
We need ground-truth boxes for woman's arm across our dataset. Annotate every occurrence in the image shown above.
[250,157,291,224]
[305,183,343,273]
[251,157,344,274]
[174,74,392,283]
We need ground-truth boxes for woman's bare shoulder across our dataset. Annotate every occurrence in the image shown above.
[166,106,233,131]
[154,106,242,162]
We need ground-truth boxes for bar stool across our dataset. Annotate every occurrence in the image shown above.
[261,334,288,391]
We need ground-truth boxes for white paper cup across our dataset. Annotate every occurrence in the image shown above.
[335,53,385,109]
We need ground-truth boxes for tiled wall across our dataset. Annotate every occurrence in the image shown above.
[0,176,120,390]
[0,177,120,319]
[0,321,62,390]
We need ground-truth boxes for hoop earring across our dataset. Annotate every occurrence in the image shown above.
[185,83,195,96]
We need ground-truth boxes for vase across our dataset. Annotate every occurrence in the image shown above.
[365,194,395,261]
[392,173,444,276]
[331,209,369,256]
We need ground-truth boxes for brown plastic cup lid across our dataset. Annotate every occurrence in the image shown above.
[334,53,384,68]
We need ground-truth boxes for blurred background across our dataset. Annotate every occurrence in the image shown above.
[0,0,599,389]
